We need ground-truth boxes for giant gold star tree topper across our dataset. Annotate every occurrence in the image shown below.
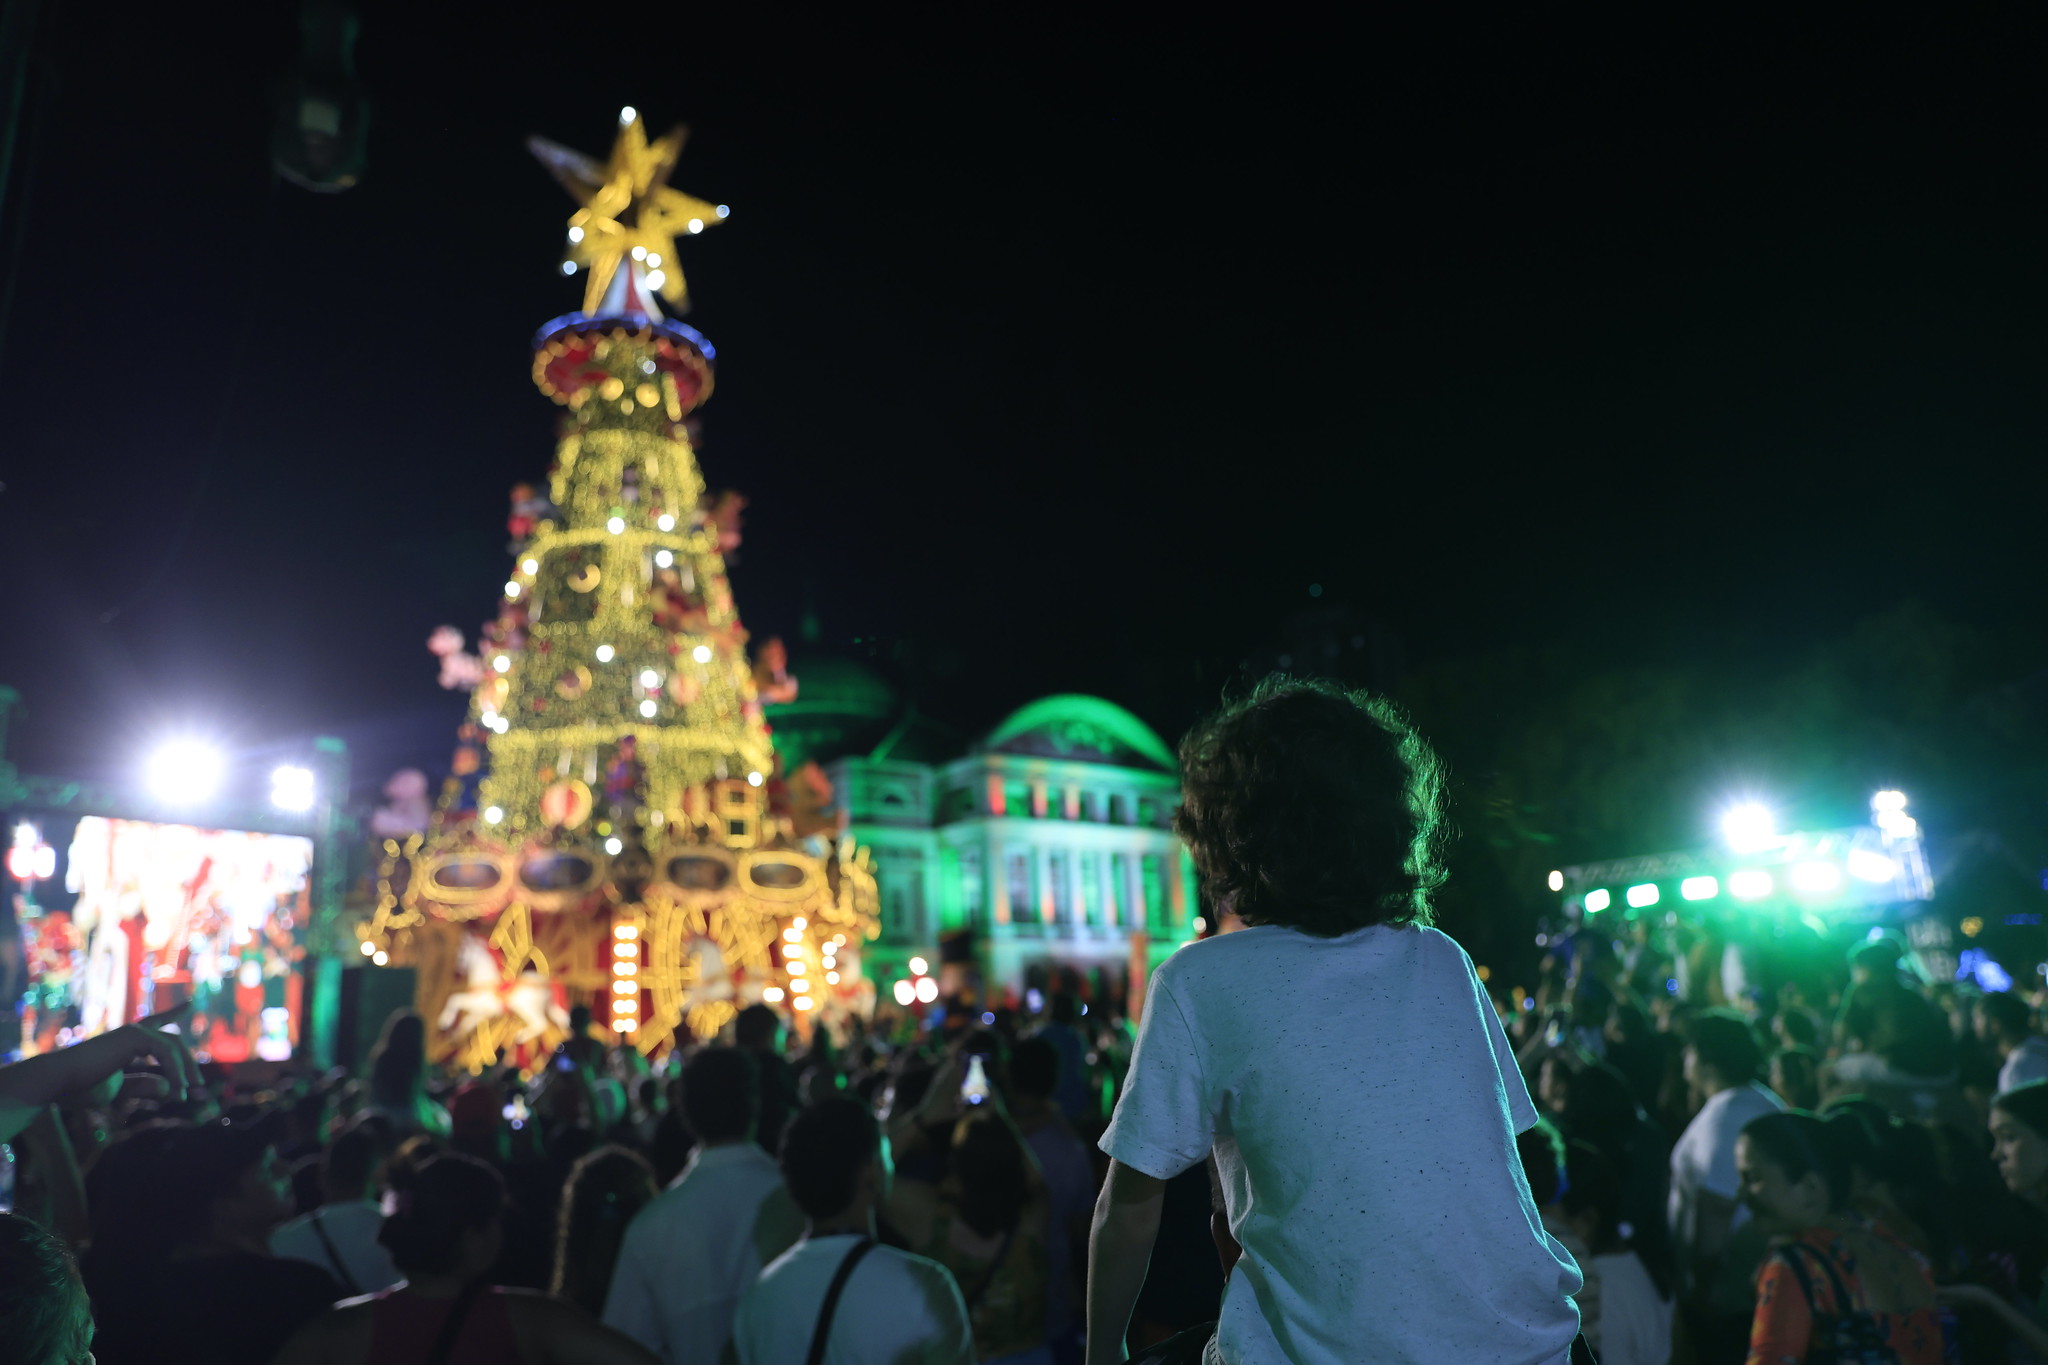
[528,106,728,315]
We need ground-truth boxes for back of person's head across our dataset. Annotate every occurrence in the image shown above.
[1982,991,2034,1043]
[1174,676,1447,936]
[379,1153,506,1276]
[1776,1009,1820,1049]
[1995,1079,2048,1141]
[569,1002,593,1036]
[1515,1118,1568,1207]
[885,1063,936,1121]
[780,1097,880,1220]
[1561,1060,1638,1141]
[735,1003,781,1050]
[1050,993,1079,1026]
[83,1121,188,1265]
[325,1126,381,1199]
[551,1145,658,1315]
[680,1046,758,1143]
[1688,1009,1763,1088]
[1010,1036,1060,1102]
[1743,1111,1851,1213]
[160,1113,292,1243]
[951,1111,1029,1238]
[0,1213,92,1365]
[368,1009,428,1105]
[1558,1139,1622,1245]
[1771,1046,1822,1109]
[1850,937,1904,978]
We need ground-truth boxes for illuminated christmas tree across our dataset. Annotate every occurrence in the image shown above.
[361,109,878,1070]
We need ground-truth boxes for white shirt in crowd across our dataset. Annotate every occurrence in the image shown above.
[1101,923,1584,1365]
[732,1233,975,1365]
[603,1141,802,1365]
[2000,1036,2048,1095]
[1583,1250,1673,1365]
[1667,1081,1784,1252]
[270,1199,402,1295]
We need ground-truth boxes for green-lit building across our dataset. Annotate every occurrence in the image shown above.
[765,659,1197,1010]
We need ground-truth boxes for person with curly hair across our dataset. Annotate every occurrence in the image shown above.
[1087,676,1584,1365]
[552,1145,659,1318]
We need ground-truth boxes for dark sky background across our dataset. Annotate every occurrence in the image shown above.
[2,4,2045,824]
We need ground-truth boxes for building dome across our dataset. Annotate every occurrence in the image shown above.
[982,695,1177,772]
[764,654,901,767]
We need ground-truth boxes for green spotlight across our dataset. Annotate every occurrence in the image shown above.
[1625,883,1660,909]
[1728,869,1773,900]
[1680,875,1720,901]
[1584,888,1611,913]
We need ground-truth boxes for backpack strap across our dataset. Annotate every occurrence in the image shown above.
[422,1280,487,1365]
[309,1208,363,1297]
[806,1238,876,1365]
[1781,1240,1860,1318]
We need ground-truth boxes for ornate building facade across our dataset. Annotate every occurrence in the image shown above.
[773,682,1198,1010]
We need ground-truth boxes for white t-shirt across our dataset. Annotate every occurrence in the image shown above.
[1100,923,1583,1365]
[732,1233,975,1365]
[2000,1036,2048,1095]
[269,1200,402,1296]
[1667,1082,1783,1252]
[604,1142,801,1365]
[1584,1251,1672,1365]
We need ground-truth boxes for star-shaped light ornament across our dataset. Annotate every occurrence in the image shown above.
[528,106,728,316]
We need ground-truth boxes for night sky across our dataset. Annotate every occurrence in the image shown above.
[3,5,2045,818]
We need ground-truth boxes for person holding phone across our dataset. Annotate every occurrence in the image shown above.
[889,1043,1058,1365]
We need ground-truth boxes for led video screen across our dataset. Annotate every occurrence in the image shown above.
[19,818,313,1063]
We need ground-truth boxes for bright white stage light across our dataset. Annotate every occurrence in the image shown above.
[1847,849,1898,883]
[1721,803,1776,852]
[146,739,225,806]
[270,765,316,813]
[915,977,939,1003]
[1792,861,1842,894]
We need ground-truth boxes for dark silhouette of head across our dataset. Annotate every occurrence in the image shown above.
[680,1046,758,1144]
[1175,676,1446,936]
[950,1111,1029,1238]
[551,1145,658,1316]
[1010,1036,1060,1102]
[379,1153,506,1278]
[1687,1010,1763,1091]
[736,1004,782,1051]
[367,1010,428,1109]
[1982,992,2034,1049]
[780,1097,883,1222]
[0,1212,93,1365]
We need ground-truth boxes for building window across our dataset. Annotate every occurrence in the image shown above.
[960,849,983,925]
[1049,851,1072,924]
[1080,852,1101,925]
[1142,855,1166,928]
[1007,853,1032,925]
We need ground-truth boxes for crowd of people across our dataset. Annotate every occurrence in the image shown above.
[1495,914,2048,1364]
[8,675,2048,1365]
[0,988,1143,1365]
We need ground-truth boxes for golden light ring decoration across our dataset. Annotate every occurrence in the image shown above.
[410,845,518,921]
[652,844,738,901]
[737,848,823,902]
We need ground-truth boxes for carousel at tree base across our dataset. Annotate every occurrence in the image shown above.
[357,109,880,1073]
